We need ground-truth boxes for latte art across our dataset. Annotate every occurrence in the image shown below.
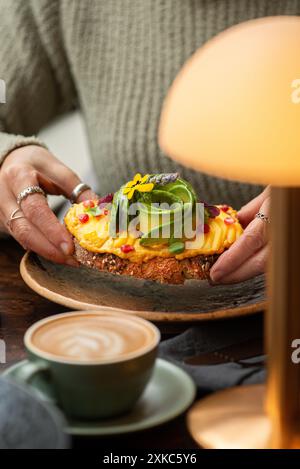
[30,314,157,363]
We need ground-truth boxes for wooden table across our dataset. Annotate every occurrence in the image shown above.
[0,238,197,449]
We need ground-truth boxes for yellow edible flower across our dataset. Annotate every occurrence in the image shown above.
[123,173,154,200]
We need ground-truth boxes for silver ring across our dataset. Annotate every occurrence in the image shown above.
[255,211,270,223]
[69,182,91,203]
[17,186,46,206]
[6,208,26,231]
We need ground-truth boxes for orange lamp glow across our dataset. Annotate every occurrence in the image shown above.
[159,16,300,186]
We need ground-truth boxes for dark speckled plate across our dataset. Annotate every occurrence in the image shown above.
[20,251,266,323]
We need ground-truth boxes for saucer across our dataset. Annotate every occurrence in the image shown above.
[3,358,196,436]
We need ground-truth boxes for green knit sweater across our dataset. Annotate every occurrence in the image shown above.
[1,0,299,206]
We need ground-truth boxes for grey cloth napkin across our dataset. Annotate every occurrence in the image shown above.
[158,314,265,395]
[0,377,69,449]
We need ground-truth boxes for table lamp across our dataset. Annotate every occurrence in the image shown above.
[159,16,300,449]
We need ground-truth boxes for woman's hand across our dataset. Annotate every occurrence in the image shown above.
[0,145,96,265]
[210,186,270,284]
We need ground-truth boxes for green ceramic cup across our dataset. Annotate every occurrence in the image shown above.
[20,311,160,420]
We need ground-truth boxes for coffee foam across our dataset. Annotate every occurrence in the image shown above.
[30,314,157,363]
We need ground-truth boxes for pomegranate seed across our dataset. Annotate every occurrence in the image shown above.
[221,205,229,212]
[224,216,235,225]
[97,193,114,206]
[83,200,95,208]
[204,223,210,233]
[104,209,109,215]
[121,244,135,254]
[78,213,89,223]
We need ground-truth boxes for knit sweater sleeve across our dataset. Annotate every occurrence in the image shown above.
[0,0,77,164]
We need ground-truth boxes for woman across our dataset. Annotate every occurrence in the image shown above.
[0,0,284,282]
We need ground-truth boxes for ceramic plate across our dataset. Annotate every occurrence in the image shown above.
[3,358,196,436]
[20,251,266,322]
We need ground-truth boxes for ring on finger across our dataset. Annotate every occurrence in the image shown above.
[6,207,26,231]
[69,182,91,203]
[255,211,270,224]
[17,186,46,206]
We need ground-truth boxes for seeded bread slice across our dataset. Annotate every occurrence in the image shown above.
[73,238,218,285]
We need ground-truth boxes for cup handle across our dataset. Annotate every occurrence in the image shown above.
[15,361,56,404]
[17,361,49,384]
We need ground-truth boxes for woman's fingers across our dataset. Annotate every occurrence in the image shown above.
[37,164,97,202]
[3,146,97,202]
[11,216,78,266]
[210,218,267,282]
[238,186,270,227]
[211,245,268,284]
[77,188,98,202]
[14,146,83,200]
[22,194,74,256]
[36,155,97,201]
[9,168,75,257]
[0,146,96,264]
[0,219,8,235]
[210,196,270,283]
[0,187,77,266]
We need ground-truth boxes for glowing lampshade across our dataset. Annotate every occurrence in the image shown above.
[159,16,300,186]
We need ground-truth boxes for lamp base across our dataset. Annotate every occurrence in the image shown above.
[187,384,272,449]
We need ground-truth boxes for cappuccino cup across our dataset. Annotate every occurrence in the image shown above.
[20,311,160,420]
